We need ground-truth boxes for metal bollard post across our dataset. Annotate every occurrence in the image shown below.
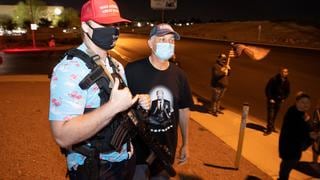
[234,102,249,169]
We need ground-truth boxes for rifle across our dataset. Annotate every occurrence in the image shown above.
[79,54,176,177]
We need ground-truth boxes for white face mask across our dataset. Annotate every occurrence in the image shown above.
[154,43,174,61]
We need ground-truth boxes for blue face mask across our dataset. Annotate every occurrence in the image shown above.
[154,43,174,61]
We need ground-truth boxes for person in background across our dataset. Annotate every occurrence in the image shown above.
[278,92,312,180]
[125,23,193,180]
[308,99,320,165]
[264,67,290,135]
[210,53,230,117]
[48,34,56,47]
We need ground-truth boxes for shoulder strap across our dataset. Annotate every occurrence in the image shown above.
[66,48,98,69]
[107,53,120,74]
[65,48,112,104]
[107,56,128,89]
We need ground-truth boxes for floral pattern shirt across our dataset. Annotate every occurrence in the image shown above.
[49,43,129,170]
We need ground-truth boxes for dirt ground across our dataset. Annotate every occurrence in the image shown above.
[0,81,272,180]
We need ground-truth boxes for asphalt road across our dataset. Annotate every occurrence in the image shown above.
[114,34,320,129]
[1,33,320,129]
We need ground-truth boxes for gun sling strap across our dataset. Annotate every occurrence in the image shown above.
[64,48,130,156]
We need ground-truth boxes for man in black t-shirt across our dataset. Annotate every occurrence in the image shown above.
[125,23,193,180]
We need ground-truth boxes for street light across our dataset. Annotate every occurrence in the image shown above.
[54,7,62,16]
[52,7,63,27]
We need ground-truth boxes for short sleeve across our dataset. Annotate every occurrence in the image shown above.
[49,58,91,121]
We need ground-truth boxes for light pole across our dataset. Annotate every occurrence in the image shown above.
[29,0,36,48]
[257,24,262,41]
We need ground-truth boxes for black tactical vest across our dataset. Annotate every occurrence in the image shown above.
[65,48,127,154]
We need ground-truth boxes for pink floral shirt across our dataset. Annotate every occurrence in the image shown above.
[48,44,128,169]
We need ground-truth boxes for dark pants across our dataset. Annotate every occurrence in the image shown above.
[69,155,136,180]
[278,159,299,180]
[312,138,320,163]
[211,87,226,113]
[266,100,281,132]
[133,164,170,180]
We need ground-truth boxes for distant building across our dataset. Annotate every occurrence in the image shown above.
[0,5,15,17]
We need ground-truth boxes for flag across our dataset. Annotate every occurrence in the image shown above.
[232,43,270,60]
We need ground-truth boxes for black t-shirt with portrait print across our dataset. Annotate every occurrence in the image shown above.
[125,57,193,165]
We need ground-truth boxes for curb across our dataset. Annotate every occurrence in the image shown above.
[0,75,50,82]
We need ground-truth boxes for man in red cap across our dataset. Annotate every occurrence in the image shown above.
[48,0,150,179]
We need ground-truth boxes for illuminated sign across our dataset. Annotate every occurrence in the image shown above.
[30,24,38,30]
[151,0,177,10]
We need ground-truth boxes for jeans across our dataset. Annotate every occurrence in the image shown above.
[266,100,281,132]
[133,164,170,180]
[278,159,299,180]
[211,87,226,113]
[69,155,136,180]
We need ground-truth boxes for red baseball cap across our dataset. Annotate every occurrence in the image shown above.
[81,0,131,24]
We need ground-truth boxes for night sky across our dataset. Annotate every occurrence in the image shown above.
[1,0,319,24]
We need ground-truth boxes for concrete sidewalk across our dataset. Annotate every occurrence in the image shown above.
[0,75,317,179]
[190,98,315,180]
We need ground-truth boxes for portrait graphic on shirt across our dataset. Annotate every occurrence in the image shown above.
[149,86,174,128]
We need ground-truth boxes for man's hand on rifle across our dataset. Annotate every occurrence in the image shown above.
[137,94,151,110]
[109,78,138,113]
[178,144,188,165]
